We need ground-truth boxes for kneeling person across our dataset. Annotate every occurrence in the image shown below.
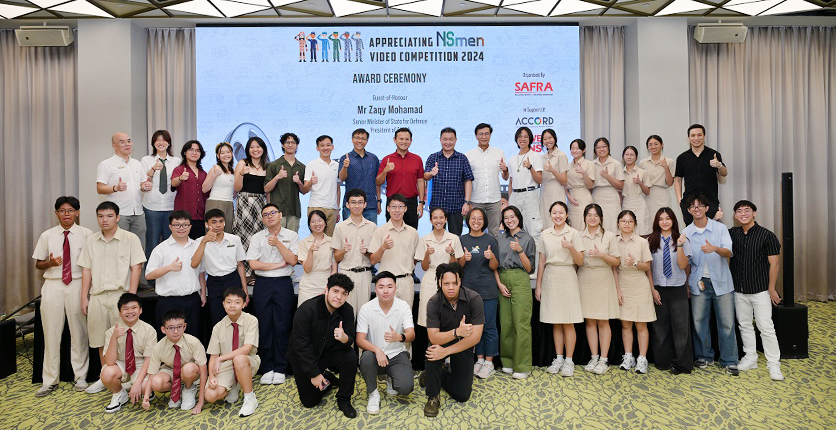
[287,273,358,418]
[142,309,207,414]
[423,262,484,417]
[204,288,261,417]
[356,271,416,415]
[100,293,157,413]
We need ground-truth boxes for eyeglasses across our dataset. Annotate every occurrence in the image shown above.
[57,209,76,214]
[352,137,368,142]
[619,219,636,224]
[262,210,279,218]
[347,201,365,206]
[164,325,185,332]
[388,205,406,210]
[735,208,753,214]
[689,205,706,211]
[186,148,202,153]
[171,223,191,229]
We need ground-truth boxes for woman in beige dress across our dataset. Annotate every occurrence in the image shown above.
[566,139,594,230]
[417,208,464,327]
[536,201,585,378]
[621,146,651,236]
[297,210,337,306]
[638,135,674,220]
[577,204,622,375]
[591,138,624,233]
[539,129,570,226]
[615,210,656,375]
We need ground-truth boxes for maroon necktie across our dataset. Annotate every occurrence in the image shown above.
[62,231,72,285]
[232,322,239,378]
[125,328,136,374]
[171,344,181,402]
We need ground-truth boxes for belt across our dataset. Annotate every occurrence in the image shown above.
[346,267,372,273]
[394,272,413,279]
[512,186,540,193]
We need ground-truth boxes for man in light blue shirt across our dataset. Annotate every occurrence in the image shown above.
[682,194,738,375]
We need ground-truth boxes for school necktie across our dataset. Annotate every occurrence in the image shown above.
[171,344,181,402]
[62,231,72,285]
[231,322,239,379]
[125,329,136,374]
[663,236,673,278]
[159,159,168,194]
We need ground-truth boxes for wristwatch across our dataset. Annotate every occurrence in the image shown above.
[464,200,472,205]
[400,333,406,342]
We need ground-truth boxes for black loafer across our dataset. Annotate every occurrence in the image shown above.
[338,402,357,418]
[669,366,682,375]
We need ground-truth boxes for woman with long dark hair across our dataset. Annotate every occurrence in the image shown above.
[234,137,269,272]
[202,142,235,233]
[566,139,595,229]
[539,129,569,226]
[171,140,209,239]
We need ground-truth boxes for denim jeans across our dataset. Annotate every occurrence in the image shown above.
[143,208,171,259]
[475,298,499,358]
[342,207,379,225]
[691,278,738,366]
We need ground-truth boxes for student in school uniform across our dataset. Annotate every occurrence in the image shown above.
[591,138,624,233]
[417,208,464,328]
[332,188,377,317]
[638,135,675,222]
[370,194,425,307]
[297,210,337,306]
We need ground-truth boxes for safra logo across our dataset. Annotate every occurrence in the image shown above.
[295,31,364,63]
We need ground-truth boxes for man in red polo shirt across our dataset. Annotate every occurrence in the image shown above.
[376,127,425,230]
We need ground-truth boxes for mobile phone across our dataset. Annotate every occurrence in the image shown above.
[320,378,330,390]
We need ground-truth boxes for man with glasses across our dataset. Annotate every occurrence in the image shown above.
[33,196,93,397]
[96,132,149,250]
[264,133,306,232]
[246,203,300,385]
[423,127,474,236]
[338,129,381,224]
[466,123,509,236]
[370,194,425,307]
[675,124,728,224]
[681,194,738,375]
[333,188,377,316]
[145,210,206,340]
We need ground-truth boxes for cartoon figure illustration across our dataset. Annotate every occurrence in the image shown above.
[295,32,307,62]
[342,32,353,62]
[330,31,341,62]
[352,31,364,62]
[318,32,330,62]
[307,32,318,62]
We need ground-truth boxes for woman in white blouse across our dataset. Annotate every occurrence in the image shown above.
[140,130,181,258]
[202,142,236,233]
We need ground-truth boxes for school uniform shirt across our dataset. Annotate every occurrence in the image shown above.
[591,157,625,188]
[77,228,146,295]
[145,237,203,297]
[425,287,485,347]
[369,221,425,276]
[466,146,507,204]
[539,225,586,265]
[616,234,653,271]
[298,234,335,272]
[682,219,734,296]
[246,228,300,278]
[198,233,246,277]
[542,149,570,183]
[379,151,423,198]
[305,157,340,209]
[207,312,260,357]
[567,158,594,190]
[140,155,181,211]
[650,234,688,287]
[103,319,158,364]
[356,297,414,359]
[147,333,208,374]
[32,224,93,280]
[509,151,544,189]
[638,156,675,189]
[579,228,620,269]
[330,217,376,270]
[97,154,144,216]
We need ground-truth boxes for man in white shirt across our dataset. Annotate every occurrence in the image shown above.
[247,203,300,385]
[146,210,207,339]
[332,188,377,316]
[356,272,416,415]
[508,126,544,245]
[465,124,509,236]
[33,196,94,397]
[302,135,340,236]
[97,132,150,250]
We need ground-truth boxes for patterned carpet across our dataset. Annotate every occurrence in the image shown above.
[3,302,835,430]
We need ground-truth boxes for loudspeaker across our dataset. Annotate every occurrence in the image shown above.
[693,23,748,44]
[15,26,74,47]
[0,320,17,379]
[772,304,808,359]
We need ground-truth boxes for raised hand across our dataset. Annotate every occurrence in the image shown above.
[47,252,62,267]
[342,237,352,253]
[384,234,394,250]
[676,234,687,247]
[117,176,128,191]
[713,206,724,221]
[114,322,126,339]
[267,231,280,247]
[456,315,473,338]
[343,154,351,169]
[561,238,573,249]
[359,239,367,254]
[179,169,190,181]
[241,165,251,175]
[623,253,635,267]
[141,179,152,191]
[574,164,584,174]
[464,247,473,262]
[168,257,182,272]
[334,321,345,341]
[203,230,217,243]
[426,243,435,255]
[632,175,641,184]
[384,160,395,173]
[483,245,494,260]
[429,162,439,177]
[310,171,319,185]
[510,238,522,252]
[701,239,715,254]
[153,159,163,171]
[445,242,454,255]
[709,154,722,168]
[499,157,508,173]
[277,165,288,180]
[311,238,321,252]
[384,325,400,343]
[522,157,531,169]
[292,171,302,184]
[587,244,602,258]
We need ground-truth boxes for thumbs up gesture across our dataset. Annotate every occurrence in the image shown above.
[426,243,435,255]
[343,154,351,169]
[383,234,394,250]
[574,163,584,175]
[456,315,473,338]
[445,242,454,255]
[464,247,473,262]
[677,234,687,247]
[709,153,723,168]
[632,174,641,184]
[588,244,602,258]
[203,230,217,243]
[241,165,251,175]
[522,157,531,169]
[179,169,190,181]
[499,157,508,173]
[48,252,63,267]
[141,179,152,191]
[114,322,127,339]
[510,237,522,252]
[359,239,367,254]
[561,237,574,249]
[311,238,321,252]
[342,237,352,253]
[384,160,396,173]
[623,253,636,267]
[713,206,724,221]
[168,257,182,272]
[277,165,288,179]
[153,159,163,171]
[334,321,345,341]
[310,171,319,185]
[117,177,128,191]
[384,325,400,343]
[292,171,302,185]
[701,239,716,254]
[483,245,493,260]
[429,162,439,177]
[267,231,280,247]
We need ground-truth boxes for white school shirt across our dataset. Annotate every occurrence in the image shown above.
[97,154,145,216]
[466,146,507,204]
[198,233,246,277]
[32,224,93,280]
[356,297,414,359]
[140,155,181,211]
[246,228,300,277]
[145,237,203,297]
[304,157,340,209]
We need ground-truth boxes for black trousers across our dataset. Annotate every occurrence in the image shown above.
[651,285,694,373]
[252,276,294,373]
[679,195,719,225]
[425,347,474,402]
[155,292,201,339]
[292,347,357,407]
[206,271,242,327]
[443,210,464,236]
[386,196,419,230]
[188,220,206,240]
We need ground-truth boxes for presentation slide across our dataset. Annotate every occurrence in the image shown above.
[196,24,580,236]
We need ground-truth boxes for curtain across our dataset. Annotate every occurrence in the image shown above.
[147,28,197,145]
[580,26,625,153]
[0,30,79,315]
[689,26,836,301]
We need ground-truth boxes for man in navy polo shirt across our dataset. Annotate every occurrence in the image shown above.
[338,128,380,224]
[424,127,474,235]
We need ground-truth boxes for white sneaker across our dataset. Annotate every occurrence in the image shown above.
[584,357,599,373]
[593,358,610,375]
[561,361,575,377]
[767,362,785,381]
[225,383,240,404]
[105,389,130,413]
[635,356,649,374]
[239,393,258,417]
[385,376,398,395]
[84,379,106,394]
[180,385,197,410]
[620,354,635,371]
[476,361,495,379]
[73,379,89,392]
[501,367,513,374]
[473,361,483,375]
[272,372,286,384]
[737,355,759,371]
[547,357,564,374]
[512,372,530,379]
[367,389,380,415]
[260,371,275,385]
[168,398,181,409]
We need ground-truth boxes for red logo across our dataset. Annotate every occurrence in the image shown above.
[515,82,553,93]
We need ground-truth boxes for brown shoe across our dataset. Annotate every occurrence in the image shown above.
[424,396,440,417]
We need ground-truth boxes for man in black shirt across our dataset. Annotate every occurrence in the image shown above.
[421,262,484,417]
[287,273,358,418]
[729,200,784,381]
[675,124,728,224]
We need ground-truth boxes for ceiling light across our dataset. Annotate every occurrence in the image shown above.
[28,0,67,8]
[165,0,224,16]
[549,0,604,15]
[51,0,114,17]
[759,0,820,15]
[330,0,382,16]
[212,0,268,16]
[0,3,37,18]
[391,0,443,15]
[467,0,501,6]
[655,0,710,15]
[505,0,558,16]
[725,0,782,15]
